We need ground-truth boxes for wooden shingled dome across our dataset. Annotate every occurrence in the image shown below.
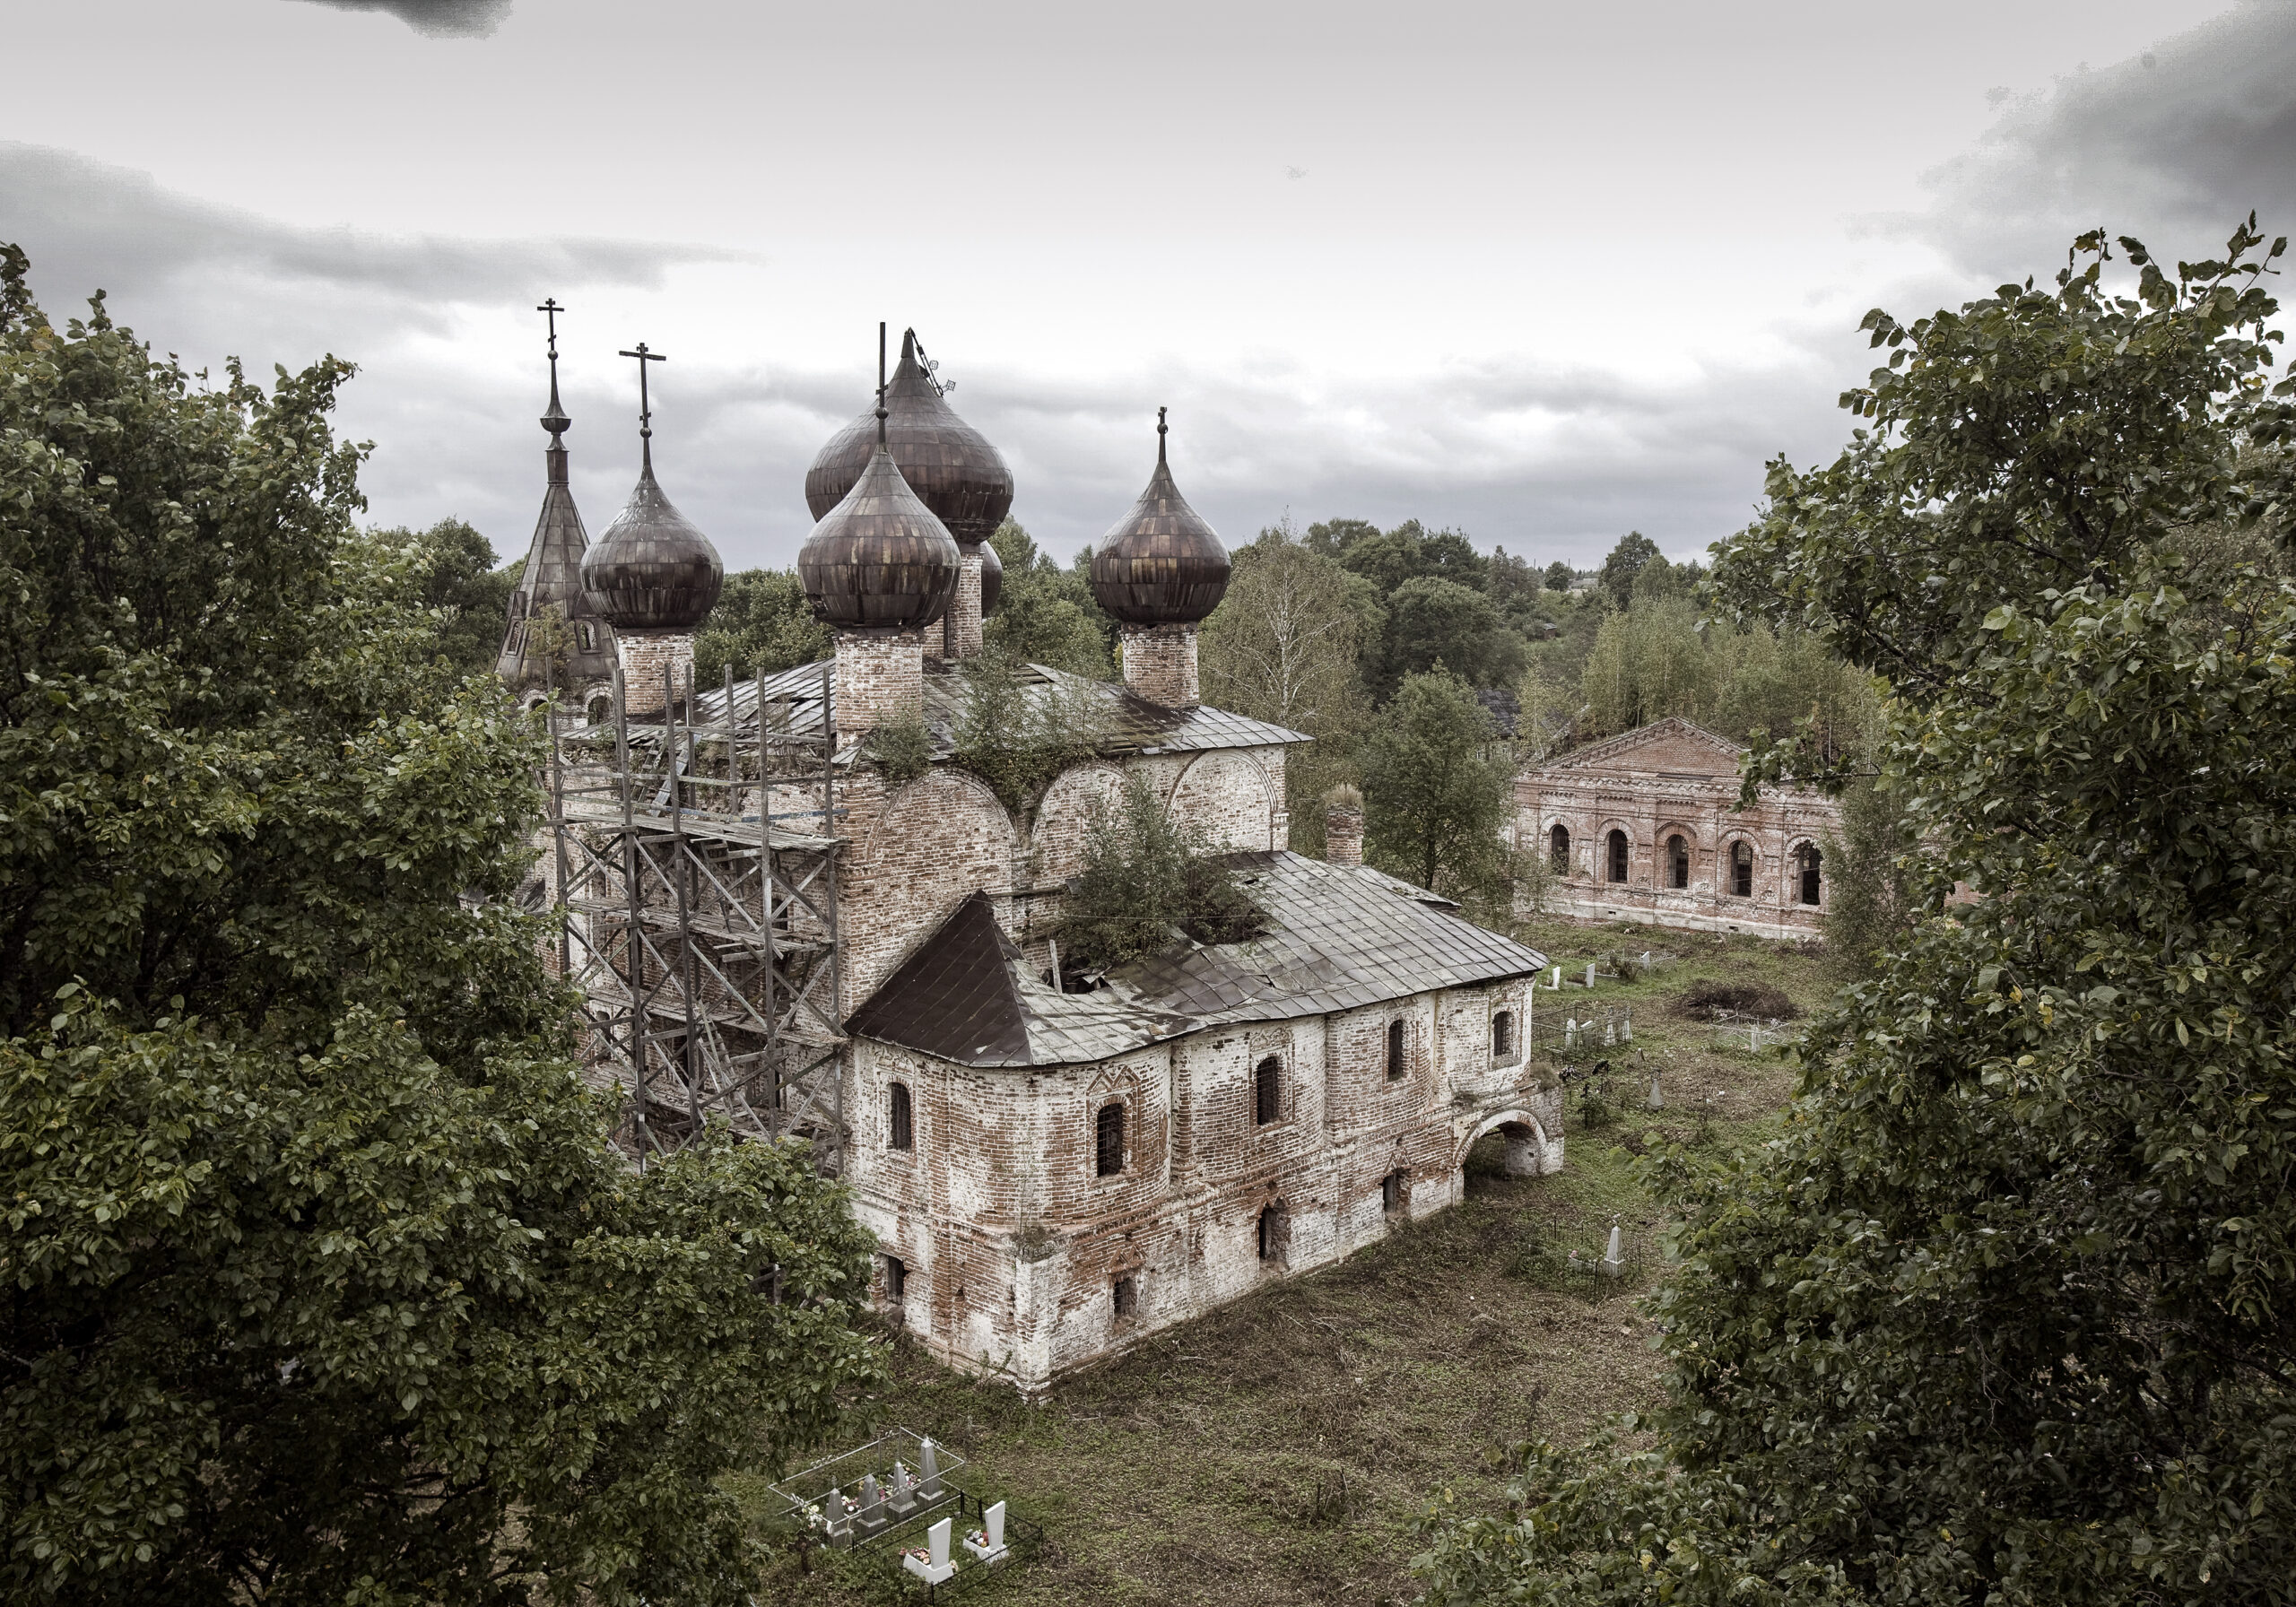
[805,328,1014,549]
[580,455,724,632]
[1089,413,1231,626]
[797,413,962,631]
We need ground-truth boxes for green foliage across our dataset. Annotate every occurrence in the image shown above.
[1578,596,1877,753]
[1816,774,1918,975]
[692,567,831,690]
[1542,560,1574,593]
[983,518,1118,677]
[950,646,1108,814]
[1415,223,2296,1607]
[863,706,934,787]
[1359,668,1514,898]
[1200,524,1380,852]
[367,516,517,678]
[1061,773,1260,972]
[1598,530,1661,609]
[0,249,883,1604]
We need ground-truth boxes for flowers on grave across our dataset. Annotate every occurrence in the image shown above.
[903,1547,932,1565]
[966,1529,988,1551]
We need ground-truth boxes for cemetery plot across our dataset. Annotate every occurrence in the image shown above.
[768,1426,1036,1595]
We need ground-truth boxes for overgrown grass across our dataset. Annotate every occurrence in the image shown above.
[749,924,1831,1605]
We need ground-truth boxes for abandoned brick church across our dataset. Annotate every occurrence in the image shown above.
[502,328,1555,1390]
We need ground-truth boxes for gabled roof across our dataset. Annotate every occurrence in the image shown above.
[846,852,1548,1069]
[659,656,1308,764]
[1533,715,1744,778]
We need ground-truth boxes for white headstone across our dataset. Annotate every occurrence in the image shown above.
[987,1500,1006,1551]
[1551,964,1561,989]
[1622,1012,1632,1043]
[929,1516,951,1568]
[1586,961,1596,988]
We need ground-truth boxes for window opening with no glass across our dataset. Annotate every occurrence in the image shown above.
[889,1081,913,1151]
[1095,1100,1125,1176]
[1668,834,1689,889]
[1732,840,1753,897]
[1607,829,1630,883]
[1548,823,1570,873]
[1254,1056,1281,1125]
[1386,1019,1406,1081]
[1492,1010,1513,1060]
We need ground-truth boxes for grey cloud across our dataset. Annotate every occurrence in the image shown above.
[1,143,745,336]
[1916,0,2296,280]
[290,0,513,39]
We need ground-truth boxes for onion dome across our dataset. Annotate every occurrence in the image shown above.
[1089,409,1231,625]
[977,536,1003,618]
[804,328,1013,547]
[797,395,962,631]
[580,345,723,631]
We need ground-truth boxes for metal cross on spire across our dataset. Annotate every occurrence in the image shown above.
[874,320,889,447]
[538,298,570,439]
[1157,404,1169,465]
[619,341,666,468]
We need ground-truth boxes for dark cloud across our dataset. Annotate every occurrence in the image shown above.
[1918,0,2296,279]
[290,0,513,39]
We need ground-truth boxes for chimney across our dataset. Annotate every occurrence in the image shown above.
[1324,785,1365,867]
[615,630,695,718]
[1118,622,1201,707]
[835,629,926,741]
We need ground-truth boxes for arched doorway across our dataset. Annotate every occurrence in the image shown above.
[1458,1108,1556,1186]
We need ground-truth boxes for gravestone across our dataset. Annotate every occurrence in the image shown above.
[857,1472,887,1536]
[888,1459,918,1517]
[919,1438,944,1501]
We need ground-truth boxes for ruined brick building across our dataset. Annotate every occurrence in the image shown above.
[1512,716,1843,940]
[511,327,1554,1391]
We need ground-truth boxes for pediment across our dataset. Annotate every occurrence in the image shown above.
[1537,717,1745,779]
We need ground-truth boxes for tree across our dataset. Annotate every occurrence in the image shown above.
[1597,530,1660,609]
[1414,222,2296,1606]
[1304,516,1381,557]
[951,645,1108,813]
[0,248,882,1605]
[1542,560,1574,593]
[693,566,831,689]
[980,518,1118,677]
[1199,526,1380,850]
[1060,773,1259,973]
[1359,668,1513,898]
[370,517,517,679]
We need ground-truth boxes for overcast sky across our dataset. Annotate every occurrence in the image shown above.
[4,0,2292,572]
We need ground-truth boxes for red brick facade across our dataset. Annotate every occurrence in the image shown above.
[615,630,695,717]
[1118,622,1201,707]
[1513,717,1843,940]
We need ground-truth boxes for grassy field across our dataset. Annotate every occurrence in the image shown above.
[743,919,1833,1606]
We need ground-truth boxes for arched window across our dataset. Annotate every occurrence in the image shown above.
[1606,829,1630,883]
[1798,845,1822,906]
[578,621,597,652]
[1492,1010,1513,1061]
[1548,823,1570,874]
[586,694,611,725]
[1257,1202,1289,1264]
[1095,1100,1126,1176]
[1254,1056,1281,1125]
[1385,1020,1406,1081]
[1667,834,1689,889]
[889,1081,913,1151]
[1731,840,1754,898]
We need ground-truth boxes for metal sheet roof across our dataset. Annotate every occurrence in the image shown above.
[649,656,1307,762]
[847,852,1548,1068]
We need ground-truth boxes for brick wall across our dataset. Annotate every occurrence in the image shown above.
[1118,623,1200,707]
[845,972,1559,1391]
[616,630,694,716]
[835,630,926,739]
[935,550,985,661]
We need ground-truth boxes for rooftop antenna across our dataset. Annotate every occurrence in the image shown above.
[618,340,666,470]
[538,298,570,439]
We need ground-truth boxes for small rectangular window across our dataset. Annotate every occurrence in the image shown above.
[884,1255,907,1305]
[1254,1057,1281,1125]
[1381,1169,1405,1212]
[1492,1010,1513,1061]
[1095,1101,1125,1177]
[1112,1274,1137,1319]
[1386,1020,1406,1081]
[889,1082,913,1151]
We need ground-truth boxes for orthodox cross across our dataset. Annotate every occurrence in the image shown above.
[875,321,889,444]
[538,298,564,363]
[537,299,570,439]
[1157,404,1168,462]
[618,341,666,454]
